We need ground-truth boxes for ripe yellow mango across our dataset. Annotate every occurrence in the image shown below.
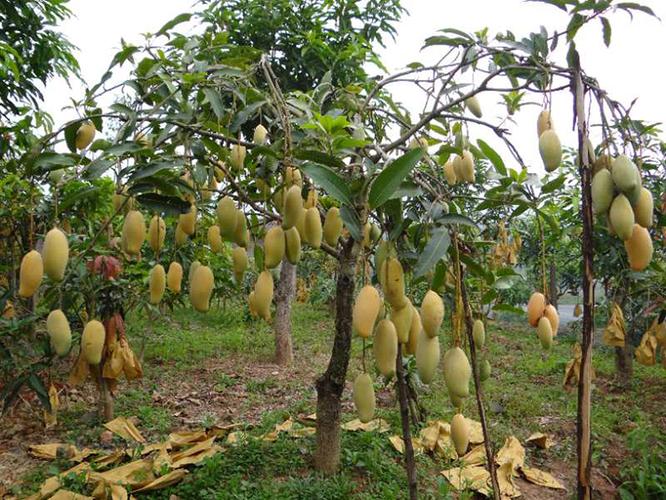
[19,250,43,297]
[536,110,552,137]
[208,225,223,253]
[264,226,286,268]
[232,246,248,283]
[75,122,96,150]
[383,257,407,309]
[174,223,188,246]
[179,205,197,236]
[443,160,457,185]
[43,228,69,281]
[190,265,214,312]
[47,309,71,356]
[284,227,301,265]
[167,262,183,293]
[472,319,485,349]
[254,271,274,321]
[216,196,238,238]
[234,210,250,248]
[543,304,559,336]
[609,194,635,240]
[460,150,475,183]
[122,210,146,255]
[537,316,553,350]
[465,95,482,118]
[415,329,440,384]
[633,187,653,228]
[230,144,246,171]
[148,216,166,253]
[373,319,398,377]
[304,207,323,249]
[149,264,166,304]
[451,413,470,456]
[323,207,343,246]
[391,302,413,344]
[81,320,105,365]
[420,290,444,338]
[406,304,422,356]
[624,224,653,272]
[353,373,375,423]
[353,285,381,338]
[539,129,562,172]
[527,292,546,327]
[282,185,303,230]
[253,124,268,145]
[443,347,471,398]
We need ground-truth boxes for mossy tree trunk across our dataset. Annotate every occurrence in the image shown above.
[314,237,359,474]
[274,260,296,366]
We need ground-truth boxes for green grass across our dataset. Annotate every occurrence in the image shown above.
[11,301,666,498]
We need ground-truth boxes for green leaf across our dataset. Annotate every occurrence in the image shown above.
[33,153,77,171]
[566,13,586,41]
[60,186,100,211]
[84,158,115,180]
[414,227,450,278]
[477,139,506,175]
[369,149,423,209]
[493,303,524,315]
[88,108,103,132]
[300,162,352,206]
[202,88,225,121]
[437,213,479,230]
[64,121,79,153]
[135,193,191,215]
[103,142,144,156]
[128,161,174,182]
[230,100,267,133]
[27,374,51,412]
[156,13,192,36]
[541,175,566,194]
[294,150,345,169]
[600,17,612,47]
[340,206,362,241]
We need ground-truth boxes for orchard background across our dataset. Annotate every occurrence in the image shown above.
[0,1,664,499]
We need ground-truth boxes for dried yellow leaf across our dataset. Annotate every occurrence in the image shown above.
[603,302,626,347]
[168,430,208,447]
[133,469,188,492]
[43,384,59,429]
[90,459,153,488]
[104,417,146,443]
[521,465,566,489]
[341,418,390,433]
[495,436,525,474]
[440,465,491,496]
[171,446,221,468]
[461,445,486,466]
[49,490,93,500]
[388,435,425,455]
[635,330,658,366]
[497,461,521,497]
[525,432,555,449]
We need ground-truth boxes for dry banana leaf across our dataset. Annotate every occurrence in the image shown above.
[104,417,145,443]
[497,461,521,497]
[521,465,566,489]
[341,418,389,432]
[603,302,626,347]
[440,465,491,496]
[495,436,525,474]
[460,445,486,466]
[132,469,188,493]
[525,432,555,449]
[49,490,93,500]
[388,435,425,456]
[68,354,90,386]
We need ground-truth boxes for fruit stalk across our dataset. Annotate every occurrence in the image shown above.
[395,343,418,500]
[460,269,500,500]
[572,63,595,500]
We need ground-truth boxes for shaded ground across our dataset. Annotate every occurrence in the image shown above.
[1,302,664,498]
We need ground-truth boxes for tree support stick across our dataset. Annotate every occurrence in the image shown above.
[460,272,500,500]
[572,62,595,500]
[395,344,418,500]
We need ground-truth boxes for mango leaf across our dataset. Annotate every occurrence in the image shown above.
[477,139,506,175]
[64,121,79,153]
[295,150,345,169]
[33,153,77,171]
[27,374,51,412]
[59,186,100,211]
[104,142,144,156]
[541,175,566,194]
[414,227,450,278]
[84,158,115,180]
[136,193,191,215]
[253,244,264,271]
[300,162,352,206]
[202,88,225,121]
[369,149,423,209]
[157,13,192,36]
[129,161,175,182]
[437,213,479,230]
[230,100,267,132]
[340,205,362,241]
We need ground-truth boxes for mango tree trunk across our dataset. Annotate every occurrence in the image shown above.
[274,260,296,366]
[314,237,359,474]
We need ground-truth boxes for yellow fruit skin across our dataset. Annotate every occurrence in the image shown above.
[122,210,146,255]
[353,285,381,338]
[624,224,653,272]
[81,320,105,365]
[373,319,398,377]
[43,228,69,281]
[230,144,246,171]
[253,124,268,145]
[282,185,303,230]
[353,373,376,423]
[527,292,546,327]
[460,150,475,183]
[466,95,482,118]
[188,261,201,284]
[284,227,301,265]
[536,110,552,137]
[148,216,166,253]
[443,160,457,185]
[537,316,553,350]
[383,258,407,309]
[234,211,249,247]
[543,304,559,336]
[149,264,166,305]
[294,207,307,241]
[167,262,183,293]
[406,305,422,356]
[19,250,43,297]
[443,347,471,398]
[539,130,562,172]
[611,155,638,193]
[591,170,614,215]
[232,247,248,283]
[47,309,71,356]
[609,194,635,241]
[264,226,286,268]
[304,207,323,249]
[75,122,96,150]
[248,291,258,317]
[285,167,303,188]
[216,197,238,238]
[453,155,464,180]
[208,225,223,253]
[304,189,318,209]
[391,302,413,344]
[415,329,440,384]
[420,290,444,338]
[634,187,653,228]
[179,205,197,236]
[255,271,274,321]
[190,265,214,312]
[323,207,343,246]
[472,319,485,349]
[451,413,470,456]
[175,223,188,246]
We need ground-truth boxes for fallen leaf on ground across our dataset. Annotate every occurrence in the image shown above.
[29,443,77,460]
[89,459,154,488]
[521,465,566,490]
[495,436,525,473]
[388,435,424,455]
[226,431,249,445]
[467,418,485,444]
[169,437,216,464]
[168,430,208,447]
[526,432,555,449]
[440,465,491,496]
[342,418,389,432]
[92,480,128,500]
[209,422,242,438]
[497,461,521,498]
[49,490,93,500]
[104,417,145,443]
[43,384,59,429]
[171,446,221,468]
[133,469,188,492]
[461,445,486,466]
